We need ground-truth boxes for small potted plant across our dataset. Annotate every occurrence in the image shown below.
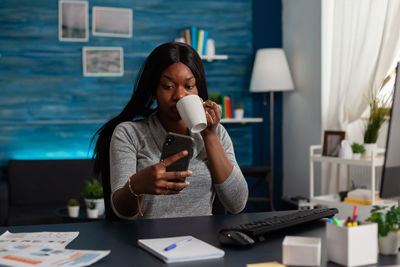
[366,205,400,255]
[351,142,365,160]
[234,103,245,119]
[86,201,98,219]
[67,198,80,218]
[363,92,390,156]
[82,179,104,216]
[209,92,223,111]
[209,92,223,105]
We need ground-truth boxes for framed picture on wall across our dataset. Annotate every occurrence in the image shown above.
[83,47,124,77]
[59,0,89,42]
[92,7,133,38]
[322,131,346,157]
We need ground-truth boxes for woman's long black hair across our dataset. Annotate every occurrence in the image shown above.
[91,42,208,179]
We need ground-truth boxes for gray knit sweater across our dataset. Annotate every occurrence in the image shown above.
[109,112,248,219]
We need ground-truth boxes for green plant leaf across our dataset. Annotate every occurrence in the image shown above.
[363,94,390,143]
[82,179,104,199]
[367,205,400,236]
[68,198,79,206]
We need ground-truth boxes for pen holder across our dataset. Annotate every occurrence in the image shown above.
[326,221,378,267]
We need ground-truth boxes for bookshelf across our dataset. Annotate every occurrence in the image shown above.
[308,145,397,220]
[200,54,229,62]
[220,118,262,124]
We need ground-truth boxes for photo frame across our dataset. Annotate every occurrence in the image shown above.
[82,47,124,77]
[92,7,133,38]
[322,131,346,157]
[59,0,89,42]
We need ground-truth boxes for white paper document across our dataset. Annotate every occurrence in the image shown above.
[0,231,79,248]
[0,231,110,266]
[138,235,224,263]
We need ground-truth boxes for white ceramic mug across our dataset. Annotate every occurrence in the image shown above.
[176,95,207,133]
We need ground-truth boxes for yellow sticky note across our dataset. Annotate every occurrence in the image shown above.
[247,262,287,267]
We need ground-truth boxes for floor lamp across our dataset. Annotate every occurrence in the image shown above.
[250,48,294,207]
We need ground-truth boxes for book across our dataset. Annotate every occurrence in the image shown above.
[202,30,209,56]
[182,28,191,46]
[197,29,205,55]
[190,26,198,51]
[221,96,226,118]
[230,94,235,118]
[138,235,224,263]
[224,96,232,118]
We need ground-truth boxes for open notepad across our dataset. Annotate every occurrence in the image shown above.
[138,235,224,263]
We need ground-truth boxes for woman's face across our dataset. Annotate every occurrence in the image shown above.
[156,62,198,122]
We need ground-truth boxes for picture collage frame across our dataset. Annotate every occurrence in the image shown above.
[58,1,132,77]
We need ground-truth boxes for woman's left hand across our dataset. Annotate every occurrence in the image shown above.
[202,100,221,136]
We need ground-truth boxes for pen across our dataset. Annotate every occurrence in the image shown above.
[332,217,342,227]
[164,237,192,251]
[352,205,358,222]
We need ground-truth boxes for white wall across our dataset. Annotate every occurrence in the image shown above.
[282,0,322,198]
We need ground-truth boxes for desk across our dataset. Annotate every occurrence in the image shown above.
[1,211,399,266]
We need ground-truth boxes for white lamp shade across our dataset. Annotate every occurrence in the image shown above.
[250,48,294,92]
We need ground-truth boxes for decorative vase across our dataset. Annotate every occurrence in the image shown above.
[234,108,244,119]
[378,231,399,255]
[206,38,215,57]
[363,143,377,158]
[87,208,99,219]
[67,206,80,218]
[84,198,105,216]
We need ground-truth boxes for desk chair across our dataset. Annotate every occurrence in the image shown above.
[240,166,274,211]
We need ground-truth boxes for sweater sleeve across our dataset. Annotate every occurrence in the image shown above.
[213,125,248,214]
[109,122,140,220]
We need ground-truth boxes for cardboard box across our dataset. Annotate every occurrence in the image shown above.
[282,236,321,266]
[326,222,378,266]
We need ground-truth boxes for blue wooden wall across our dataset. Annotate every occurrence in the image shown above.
[0,0,255,168]
[252,0,283,209]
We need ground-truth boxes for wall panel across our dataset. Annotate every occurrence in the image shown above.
[0,0,253,167]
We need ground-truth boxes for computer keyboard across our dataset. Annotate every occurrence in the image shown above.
[218,208,338,246]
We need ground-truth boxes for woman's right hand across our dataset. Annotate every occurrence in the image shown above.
[130,150,192,195]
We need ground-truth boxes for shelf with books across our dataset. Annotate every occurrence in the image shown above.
[177,26,228,62]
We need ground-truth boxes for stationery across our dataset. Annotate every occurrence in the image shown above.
[137,235,224,263]
[164,237,192,251]
[0,231,110,266]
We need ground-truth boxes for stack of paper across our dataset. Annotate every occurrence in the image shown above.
[0,231,110,266]
[343,189,383,205]
[138,235,224,263]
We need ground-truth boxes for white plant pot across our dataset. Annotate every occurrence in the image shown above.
[378,231,399,255]
[353,153,361,160]
[234,109,244,119]
[363,143,378,158]
[68,206,80,218]
[87,208,99,219]
[84,198,105,216]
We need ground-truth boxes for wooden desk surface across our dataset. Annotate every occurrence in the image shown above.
[1,211,399,266]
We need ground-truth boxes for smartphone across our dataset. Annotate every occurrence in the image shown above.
[160,132,194,182]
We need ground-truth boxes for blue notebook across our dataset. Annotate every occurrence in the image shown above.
[138,235,224,263]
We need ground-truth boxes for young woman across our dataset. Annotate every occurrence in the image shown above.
[92,42,248,219]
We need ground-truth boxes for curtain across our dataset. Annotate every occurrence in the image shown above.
[321,0,400,194]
